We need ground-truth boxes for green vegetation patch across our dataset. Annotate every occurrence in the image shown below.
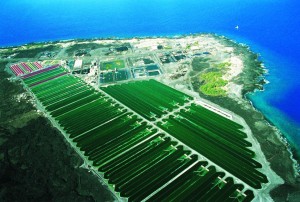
[215,62,231,69]
[199,71,228,96]
[102,60,125,70]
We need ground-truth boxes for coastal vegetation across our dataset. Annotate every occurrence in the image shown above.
[217,37,266,95]
[191,58,230,97]
[199,71,228,96]
[215,62,231,69]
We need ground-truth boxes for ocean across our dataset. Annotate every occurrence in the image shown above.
[1,0,299,154]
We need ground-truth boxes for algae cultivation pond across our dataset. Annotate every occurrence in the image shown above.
[11,63,274,201]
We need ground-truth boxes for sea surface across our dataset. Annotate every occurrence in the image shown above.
[1,0,299,155]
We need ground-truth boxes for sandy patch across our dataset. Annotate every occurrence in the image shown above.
[224,82,243,99]
[223,56,243,80]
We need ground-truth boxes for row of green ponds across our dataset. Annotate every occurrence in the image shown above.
[101,79,193,120]
[22,72,257,201]
[23,67,67,86]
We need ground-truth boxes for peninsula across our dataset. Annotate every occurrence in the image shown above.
[0,34,299,201]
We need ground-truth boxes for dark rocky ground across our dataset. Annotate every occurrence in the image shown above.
[0,61,114,202]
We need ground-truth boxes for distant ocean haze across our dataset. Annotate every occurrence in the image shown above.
[1,0,300,152]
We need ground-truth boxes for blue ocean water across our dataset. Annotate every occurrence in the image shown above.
[1,0,300,154]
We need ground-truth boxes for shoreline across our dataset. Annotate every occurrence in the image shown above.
[246,96,300,172]
[216,34,300,167]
